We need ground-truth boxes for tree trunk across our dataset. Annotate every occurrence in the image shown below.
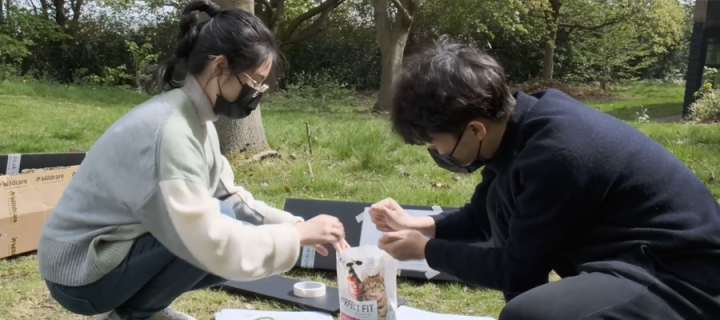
[53,0,67,28]
[542,39,555,80]
[542,0,561,80]
[374,32,408,112]
[214,0,271,156]
[372,0,418,113]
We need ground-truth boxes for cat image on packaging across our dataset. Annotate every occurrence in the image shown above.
[337,246,398,320]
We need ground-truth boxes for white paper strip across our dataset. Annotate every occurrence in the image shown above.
[5,154,21,175]
[300,246,316,268]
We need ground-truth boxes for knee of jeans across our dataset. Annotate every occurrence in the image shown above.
[46,281,101,316]
[499,294,549,320]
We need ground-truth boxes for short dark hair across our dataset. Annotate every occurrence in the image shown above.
[390,36,515,145]
[147,0,282,93]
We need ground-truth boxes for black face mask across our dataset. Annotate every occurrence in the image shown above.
[214,74,263,119]
[428,130,485,173]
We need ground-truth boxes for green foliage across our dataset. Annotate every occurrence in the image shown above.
[0,6,68,79]
[563,0,686,87]
[571,22,655,89]
[74,40,159,89]
[0,0,694,90]
[688,68,720,124]
[126,40,160,89]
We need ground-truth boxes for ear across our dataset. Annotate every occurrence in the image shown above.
[467,120,487,141]
[208,55,229,78]
[360,270,368,281]
[377,268,384,278]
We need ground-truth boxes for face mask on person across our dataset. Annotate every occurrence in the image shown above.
[214,73,268,119]
[428,130,485,173]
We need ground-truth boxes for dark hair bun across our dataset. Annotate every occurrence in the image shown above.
[176,0,221,59]
[180,0,221,36]
[183,0,221,18]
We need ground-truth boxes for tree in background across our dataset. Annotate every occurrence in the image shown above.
[0,0,693,97]
[530,0,648,80]
[254,0,346,47]
[569,0,686,89]
[211,0,270,157]
[372,0,423,113]
[212,0,349,156]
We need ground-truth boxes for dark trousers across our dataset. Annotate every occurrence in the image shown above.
[46,201,241,319]
[498,258,720,320]
[488,212,720,319]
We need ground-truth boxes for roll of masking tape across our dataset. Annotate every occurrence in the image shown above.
[293,281,326,298]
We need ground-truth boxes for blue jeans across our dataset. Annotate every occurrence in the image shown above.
[46,200,248,319]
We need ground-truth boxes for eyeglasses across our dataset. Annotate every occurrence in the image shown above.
[242,73,269,93]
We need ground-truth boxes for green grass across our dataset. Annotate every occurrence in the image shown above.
[0,80,717,320]
[583,82,686,120]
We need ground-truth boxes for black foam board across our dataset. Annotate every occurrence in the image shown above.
[0,152,86,175]
[221,276,408,314]
[283,198,462,282]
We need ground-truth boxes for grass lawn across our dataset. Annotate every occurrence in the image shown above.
[584,82,686,120]
[0,80,717,320]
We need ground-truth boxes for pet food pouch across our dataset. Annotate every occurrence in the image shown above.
[337,245,398,320]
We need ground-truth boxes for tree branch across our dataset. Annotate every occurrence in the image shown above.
[281,3,338,46]
[71,0,83,22]
[279,0,344,43]
[39,0,49,19]
[52,0,67,27]
[391,0,411,23]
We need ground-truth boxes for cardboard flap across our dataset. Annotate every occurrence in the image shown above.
[31,166,78,208]
[0,171,46,219]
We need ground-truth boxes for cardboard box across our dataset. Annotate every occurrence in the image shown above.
[0,150,85,259]
[0,165,79,258]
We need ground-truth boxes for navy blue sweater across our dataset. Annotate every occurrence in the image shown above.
[425,89,720,295]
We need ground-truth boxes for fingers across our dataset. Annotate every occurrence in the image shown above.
[314,244,329,256]
[378,237,398,254]
[332,239,350,253]
[332,242,343,253]
[376,223,393,232]
[328,224,345,242]
[379,230,406,244]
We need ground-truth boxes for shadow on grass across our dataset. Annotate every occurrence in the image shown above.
[604,102,683,121]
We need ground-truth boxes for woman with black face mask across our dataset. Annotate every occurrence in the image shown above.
[38,2,348,319]
[369,37,720,320]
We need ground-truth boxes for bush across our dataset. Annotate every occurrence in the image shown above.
[510,78,611,100]
[688,68,720,124]
[688,90,720,124]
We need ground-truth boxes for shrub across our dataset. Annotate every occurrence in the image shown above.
[510,78,611,100]
[688,68,720,124]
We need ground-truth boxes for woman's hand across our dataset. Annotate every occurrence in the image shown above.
[296,215,346,256]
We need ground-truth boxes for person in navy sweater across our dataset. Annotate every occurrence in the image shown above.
[370,37,720,320]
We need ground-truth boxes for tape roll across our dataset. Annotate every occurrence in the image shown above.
[293,281,326,298]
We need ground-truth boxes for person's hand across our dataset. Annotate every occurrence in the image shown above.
[369,198,417,232]
[296,215,345,256]
[378,230,429,260]
[333,238,351,254]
